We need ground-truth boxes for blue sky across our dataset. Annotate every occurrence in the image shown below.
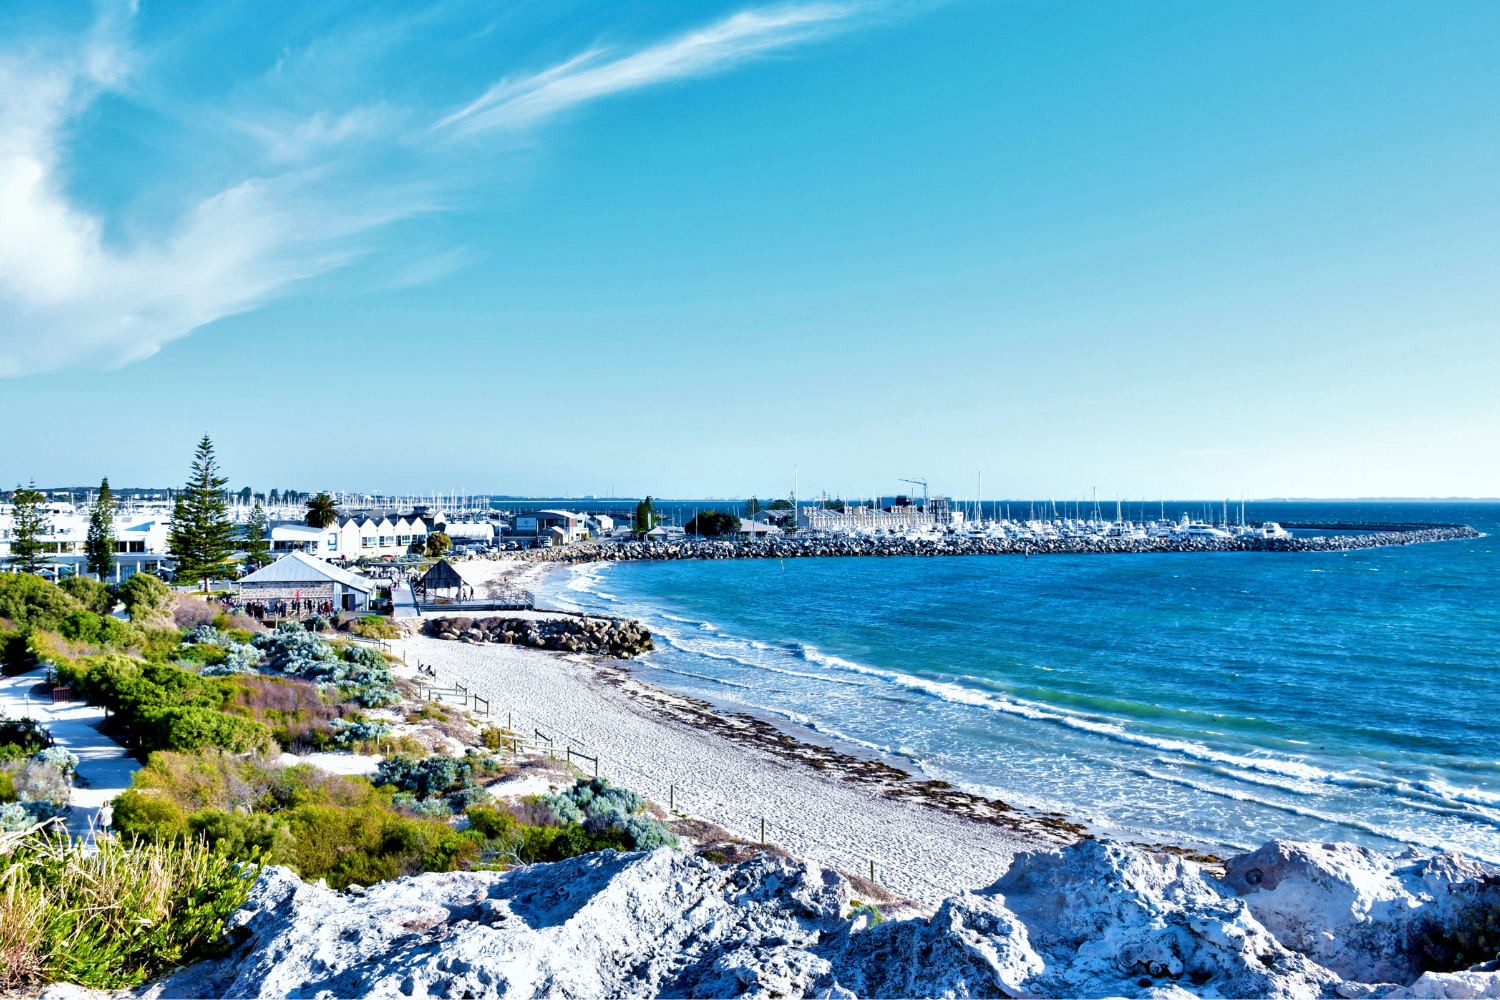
[3,1,1498,501]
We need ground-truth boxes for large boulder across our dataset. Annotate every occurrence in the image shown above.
[141,850,854,999]
[989,839,1338,999]
[1223,841,1500,985]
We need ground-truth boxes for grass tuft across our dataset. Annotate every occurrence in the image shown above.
[0,828,256,991]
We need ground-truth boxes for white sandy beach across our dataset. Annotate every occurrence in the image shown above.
[404,631,1046,904]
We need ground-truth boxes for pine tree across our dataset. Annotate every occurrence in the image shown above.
[85,477,116,579]
[633,497,655,537]
[168,435,239,589]
[6,482,49,574]
[243,504,271,567]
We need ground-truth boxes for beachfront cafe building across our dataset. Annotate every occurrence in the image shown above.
[237,551,374,618]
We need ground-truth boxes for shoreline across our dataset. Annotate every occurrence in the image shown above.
[403,629,1065,903]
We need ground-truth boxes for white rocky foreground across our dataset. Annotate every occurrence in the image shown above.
[137,838,1500,1000]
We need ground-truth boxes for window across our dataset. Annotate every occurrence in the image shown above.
[116,540,146,553]
[328,534,338,550]
[362,537,376,548]
[379,536,394,546]
[397,535,411,544]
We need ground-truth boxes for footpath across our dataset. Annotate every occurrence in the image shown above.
[0,668,138,837]
[392,580,420,619]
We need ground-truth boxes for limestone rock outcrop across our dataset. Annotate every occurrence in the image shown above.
[136,838,1500,1000]
[1223,841,1500,986]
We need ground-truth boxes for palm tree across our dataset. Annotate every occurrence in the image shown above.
[305,493,340,528]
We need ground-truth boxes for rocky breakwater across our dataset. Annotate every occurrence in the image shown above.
[426,615,654,658]
[519,524,1481,566]
[142,837,1500,1000]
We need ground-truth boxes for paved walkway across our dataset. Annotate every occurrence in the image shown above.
[392,581,421,619]
[0,669,139,837]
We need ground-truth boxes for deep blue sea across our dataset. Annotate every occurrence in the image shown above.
[538,502,1500,859]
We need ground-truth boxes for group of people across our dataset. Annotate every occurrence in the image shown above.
[237,598,336,619]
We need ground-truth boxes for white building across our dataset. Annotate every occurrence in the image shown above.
[442,522,495,548]
[269,523,341,557]
[738,518,783,538]
[513,510,589,543]
[0,504,173,582]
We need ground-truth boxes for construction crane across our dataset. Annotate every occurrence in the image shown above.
[899,478,929,508]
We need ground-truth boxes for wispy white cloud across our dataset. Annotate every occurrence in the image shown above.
[0,19,430,376]
[0,2,878,377]
[437,3,865,135]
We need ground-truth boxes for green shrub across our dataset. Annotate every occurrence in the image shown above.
[58,575,115,615]
[77,657,271,753]
[57,610,139,649]
[174,642,228,666]
[0,829,256,991]
[188,810,297,866]
[143,708,271,755]
[111,788,191,844]
[0,630,29,676]
[0,719,50,757]
[543,777,678,850]
[0,573,79,631]
[116,573,173,626]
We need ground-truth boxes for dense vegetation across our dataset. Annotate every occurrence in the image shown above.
[685,510,741,537]
[0,831,255,990]
[0,569,680,992]
[111,753,677,890]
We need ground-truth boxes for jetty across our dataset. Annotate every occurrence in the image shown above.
[513,522,1481,565]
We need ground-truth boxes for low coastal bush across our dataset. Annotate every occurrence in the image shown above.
[0,830,255,991]
[116,572,174,626]
[112,751,671,889]
[0,718,51,759]
[58,575,115,615]
[462,803,630,864]
[543,777,678,851]
[0,573,78,631]
[251,622,400,707]
[112,751,479,890]
[0,756,71,830]
[185,624,263,674]
[57,610,139,649]
[348,615,402,640]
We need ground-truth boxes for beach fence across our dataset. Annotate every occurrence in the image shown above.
[431,671,1008,903]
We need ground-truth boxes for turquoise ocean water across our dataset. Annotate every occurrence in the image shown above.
[538,502,1499,858]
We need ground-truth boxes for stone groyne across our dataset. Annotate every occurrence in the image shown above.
[514,523,1480,565]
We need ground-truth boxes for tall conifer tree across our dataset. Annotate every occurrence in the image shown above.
[6,482,48,574]
[633,496,655,537]
[168,435,238,589]
[85,477,116,579]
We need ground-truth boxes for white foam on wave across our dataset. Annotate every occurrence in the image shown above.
[552,559,1500,847]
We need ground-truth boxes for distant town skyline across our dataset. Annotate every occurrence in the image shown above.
[3,2,1499,498]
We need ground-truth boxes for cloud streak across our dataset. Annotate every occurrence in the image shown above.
[0,3,872,377]
[437,3,864,135]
